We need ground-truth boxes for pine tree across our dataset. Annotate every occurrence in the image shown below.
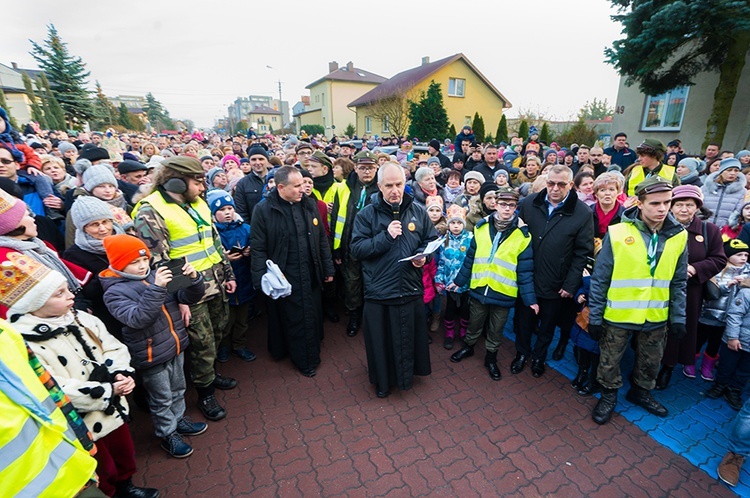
[0,90,20,129]
[92,81,116,130]
[29,24,94,126]
[539,122,552,144]
[518,120,529,141]
[22,72,47,129]
[496,114,508,144]
[38,73,66,130]
[471,113,485,145]
[117,103,133,129]
[448,124,456,138]
[144,92,174,131]
[407,80,449,141]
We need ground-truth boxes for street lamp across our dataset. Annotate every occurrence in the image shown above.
[266,65,284,125]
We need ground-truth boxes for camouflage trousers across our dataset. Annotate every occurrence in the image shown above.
[187,295,229,388]
[596,323,667,390]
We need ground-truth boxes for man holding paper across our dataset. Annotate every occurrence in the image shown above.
[351,162,438,398]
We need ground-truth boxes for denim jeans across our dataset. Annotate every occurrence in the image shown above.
[730,397,750,456]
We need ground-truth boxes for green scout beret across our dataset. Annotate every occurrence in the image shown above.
[634,175,673,197]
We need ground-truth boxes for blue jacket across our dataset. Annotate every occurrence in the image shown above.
[435,229,473,293]
[453,215,537,308]
[215,219,253,306]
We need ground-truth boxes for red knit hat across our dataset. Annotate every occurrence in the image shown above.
[103,234,151,271]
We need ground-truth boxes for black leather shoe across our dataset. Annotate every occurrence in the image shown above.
[577,381,601,397]
[346,315,360,337]
[571,369,588,390]
[325,309,340,323]
[626,387,668,417]
[114,478,160,498]
[299,368,317,377]
[531,359,545,378]
[707,383,728,399]
[212,374,237,390]
[486,362,502,381]
[450,344,474,363]
[725,386,744,411]
[198,395,226,421]
[654,365,673,391]
[510,353,527,374]
[592,388,618,425]
[552,339,568,361]
[376,389,390,398]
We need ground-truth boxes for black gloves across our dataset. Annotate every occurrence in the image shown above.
[588,324,603,341]
[670,323,687,340]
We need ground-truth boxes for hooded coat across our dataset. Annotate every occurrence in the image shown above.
[701,171,747,228]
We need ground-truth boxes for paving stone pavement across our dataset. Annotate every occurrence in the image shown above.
[130,309,738,497]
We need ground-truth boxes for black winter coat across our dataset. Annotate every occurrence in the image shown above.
[351,193,438,301]
[234,171,267,223]
[518,190,594,299]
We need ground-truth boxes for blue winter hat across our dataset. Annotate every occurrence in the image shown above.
[718,157,742,176]
[206,190,235,216]
[528,126,539,138]
[737,150,750,161]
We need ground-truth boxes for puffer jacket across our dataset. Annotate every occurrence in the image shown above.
[724,287,750,350]
[422,258,438,304]
[702,172,747,228]
[435,230,473,293]
[13,310,133,441]
[453,215,537,308]
[215,219,253,306]
[700,263,750,326]
[100,269,204,369]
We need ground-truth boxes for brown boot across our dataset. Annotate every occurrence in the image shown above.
[718,451,745,487]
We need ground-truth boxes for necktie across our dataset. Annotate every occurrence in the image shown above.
[647,231,659,276]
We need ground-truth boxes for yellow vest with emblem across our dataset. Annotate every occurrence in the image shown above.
[470,222,530,298]
[331,185,350,250]
[0,322,97,498]
[626,164,675,196]
[133,191,223,271]
[312,182,343,227]
[603,222,687,324]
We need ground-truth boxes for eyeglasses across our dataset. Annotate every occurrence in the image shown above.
[546,181,570,189]
[497,202,517,209]
[297,150,313,156]
[0,158,16,165]
[357,166,377,172]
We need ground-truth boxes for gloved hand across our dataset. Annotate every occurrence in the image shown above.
[670,323,687,340]
[588,324,603,341]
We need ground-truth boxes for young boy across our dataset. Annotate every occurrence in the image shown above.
[207,190,256,363]
[1,253,159,498]
[100,234,208,458]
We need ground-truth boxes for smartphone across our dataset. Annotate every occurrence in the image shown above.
[585,256,596,274]
[158,257,192,293]
[228,245,245,255]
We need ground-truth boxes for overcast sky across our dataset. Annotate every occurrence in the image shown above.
[4,0,626,128]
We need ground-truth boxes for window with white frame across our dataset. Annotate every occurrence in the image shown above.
[365,116,372,133]
[448,78,465,97]
[383,116,390,133]
[641,86,689,131]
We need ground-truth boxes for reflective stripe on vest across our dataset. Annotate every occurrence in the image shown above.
[626,164,675,196]
[469,223,530,298]
[603,222,687,324]
[134,192,223,272]
[0,326,96,498]
[332,186,350,250]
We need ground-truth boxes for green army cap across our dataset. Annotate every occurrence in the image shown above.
[161,156,204,177]
[634,175,673,197]
[637,138,666,154]
[354,150,377,164]
[309,150,333,169]
[495,186,519,202]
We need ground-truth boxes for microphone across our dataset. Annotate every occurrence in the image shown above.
[391,202,400,221]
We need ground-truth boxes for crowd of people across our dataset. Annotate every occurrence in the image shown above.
[3,107,750,495]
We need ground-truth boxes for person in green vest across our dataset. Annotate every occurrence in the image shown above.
[132,156,237,423]
[330,150,380,337]
[623,139,681,197]
[588,175,688,425]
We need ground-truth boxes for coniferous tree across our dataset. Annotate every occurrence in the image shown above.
[496,114,508,144]
[448,123,456,139]
[117,103,133,129]
[144,92,174,131]
[29,24,94,126]
[92,81,116,130]
[518,120,529,141]
[0,90,20,129]
[407,80,449,141]
[539,122,552,144]
[22,72,47,129]
[38,73,66,130]
[471,113,485,145]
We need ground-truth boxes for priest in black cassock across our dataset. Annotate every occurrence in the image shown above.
[350,162,437,398]
[251,166,335,378]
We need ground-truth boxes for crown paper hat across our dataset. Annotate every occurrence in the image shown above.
[446,204,467,225]
[0,253,67,316]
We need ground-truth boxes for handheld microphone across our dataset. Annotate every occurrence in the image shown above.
[391,202,400,221]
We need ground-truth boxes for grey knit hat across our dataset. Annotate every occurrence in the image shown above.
[73,158,93,175]
[70,195,114,230]
[57,141,77,154]
[83,164,117,192]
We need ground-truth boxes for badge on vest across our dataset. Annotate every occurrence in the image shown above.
[624,236,635,245]
[408,222,416,231]
[695,235,704,243]
[460,246,466,252]
[313,218,319,226]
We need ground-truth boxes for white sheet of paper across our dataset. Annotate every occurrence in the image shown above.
[398,236,445,262]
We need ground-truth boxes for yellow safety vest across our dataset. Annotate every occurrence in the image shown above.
[626,164,676,196]
[312,182,342,227]
[133,191,223,272]
[0,321,97,498]
[603,223,687,325]
[332,185,350,250]
[470,222,530,298]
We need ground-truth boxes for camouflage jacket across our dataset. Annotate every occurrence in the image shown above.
[134,201,235,304]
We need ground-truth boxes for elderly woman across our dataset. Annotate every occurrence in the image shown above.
[63,196,126,338]
[702,157,747,228]
[655,185,727,390]
[590,172,625,239]
[410,166,446,206]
